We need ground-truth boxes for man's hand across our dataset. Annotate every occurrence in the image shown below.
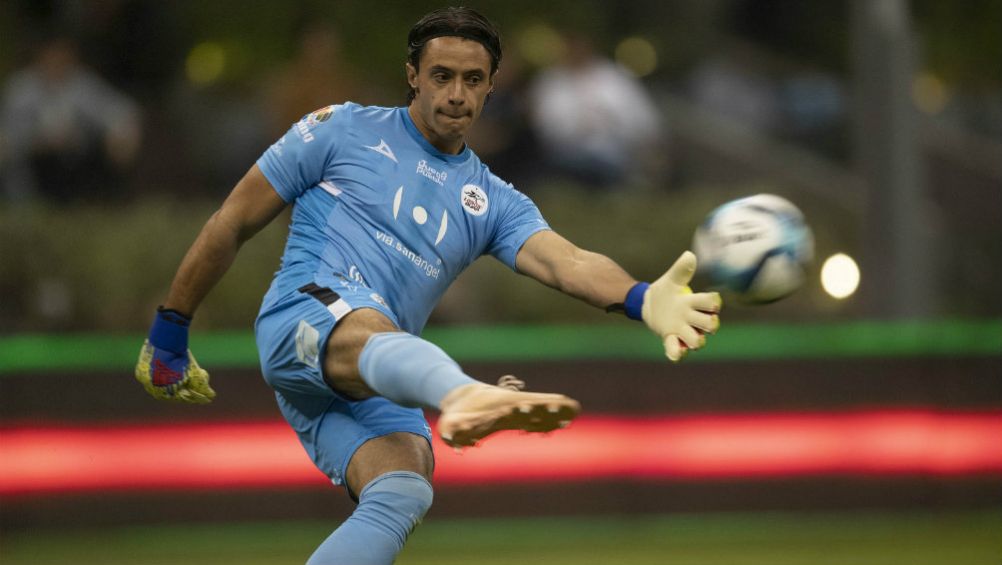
[135,308,215,403]
[639,251,722,362]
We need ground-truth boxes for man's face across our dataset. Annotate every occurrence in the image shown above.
[407,36,494,154]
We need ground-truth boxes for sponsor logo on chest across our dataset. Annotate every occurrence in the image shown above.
[416,160,448,186]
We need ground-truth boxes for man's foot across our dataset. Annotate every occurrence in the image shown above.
[437,382,581,448]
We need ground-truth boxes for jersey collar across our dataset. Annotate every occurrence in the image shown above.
[400,107,472,164]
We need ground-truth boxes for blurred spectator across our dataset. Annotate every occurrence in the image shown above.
[688,41,846,158]
[688,49,782,133]
[529,32,663,189]
[264,21,366,137]
[1,34,141,203]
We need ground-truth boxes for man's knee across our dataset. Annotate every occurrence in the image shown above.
[305,471,433,565]
[323,308,400,398]
[346,432,434,496]
[362,471,434,521]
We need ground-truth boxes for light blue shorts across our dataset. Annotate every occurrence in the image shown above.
[254,274,433,490]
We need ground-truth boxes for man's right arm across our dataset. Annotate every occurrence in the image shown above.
[163,164,287,316]
[135,164,287,403]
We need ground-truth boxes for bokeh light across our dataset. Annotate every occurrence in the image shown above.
[821,253,861,299]
[516,23,565,68]
[912,72,949,115]
[185,42,227,85]
[615,36,658,77]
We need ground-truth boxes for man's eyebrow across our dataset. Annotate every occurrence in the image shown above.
[428,64,485,76]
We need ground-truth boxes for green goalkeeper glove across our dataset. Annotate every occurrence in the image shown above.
[135,307,216,404]
[627,251,722,361]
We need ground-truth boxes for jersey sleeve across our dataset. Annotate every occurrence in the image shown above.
[256,104,350,203]
[486,182,552,270]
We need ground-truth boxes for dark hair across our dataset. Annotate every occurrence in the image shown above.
[406,6,502,104]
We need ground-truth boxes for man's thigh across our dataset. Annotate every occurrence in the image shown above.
[255,278,399,399]
[323,308,400,399]
[255,278,430,489]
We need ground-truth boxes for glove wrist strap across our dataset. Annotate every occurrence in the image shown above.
[149,306,191,354]
[623,282,649,321]
[606,282,649,321]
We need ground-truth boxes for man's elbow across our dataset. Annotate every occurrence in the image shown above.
[552,249,591,295]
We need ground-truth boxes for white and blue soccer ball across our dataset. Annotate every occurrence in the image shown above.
[692,194,814,304]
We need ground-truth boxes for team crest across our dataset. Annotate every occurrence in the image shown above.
[460,184,488,216]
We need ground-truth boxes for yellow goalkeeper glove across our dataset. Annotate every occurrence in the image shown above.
[626,251,722,361]
[135,307,215,404]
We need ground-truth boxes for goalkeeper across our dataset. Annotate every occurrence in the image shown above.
[136,6,721,565]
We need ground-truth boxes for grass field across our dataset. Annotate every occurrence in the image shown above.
[3,511,999,565]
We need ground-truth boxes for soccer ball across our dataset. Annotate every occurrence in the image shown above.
[692,194,814,304]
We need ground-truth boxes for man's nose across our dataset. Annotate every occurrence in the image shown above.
[448,79,465,104]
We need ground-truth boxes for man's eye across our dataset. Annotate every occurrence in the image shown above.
[433,74,449,83]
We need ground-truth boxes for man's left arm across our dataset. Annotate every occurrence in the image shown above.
[515,230,635,308]
[515,230,722,361]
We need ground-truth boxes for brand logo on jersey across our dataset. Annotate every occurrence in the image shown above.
[306,105,335,126]
[416,160,447,186]
[294,320,320,368]
[374,229,441,279]
[365,139,398,163]
[461,184,488,216]
[294,106,335,144]
[295,120,315,143]
[369,292,388,308]
[347,266,366,286]
[393,186,449,245]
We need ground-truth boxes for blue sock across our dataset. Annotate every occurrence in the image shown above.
[358,332,478,409]
[306,471,433,565]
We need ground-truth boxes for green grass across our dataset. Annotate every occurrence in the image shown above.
[2,511,1000,565]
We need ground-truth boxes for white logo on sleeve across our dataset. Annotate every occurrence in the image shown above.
[295,121,315,143]
[460,185,488,216]
[294,320,320,368]
[365,139,398,163]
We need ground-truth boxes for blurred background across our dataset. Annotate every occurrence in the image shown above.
[1,1,1000,564]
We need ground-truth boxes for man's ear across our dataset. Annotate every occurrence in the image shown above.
[489,68,500,93]
[406,63,418,89]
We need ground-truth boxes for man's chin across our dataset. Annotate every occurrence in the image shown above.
[436,121,469,139]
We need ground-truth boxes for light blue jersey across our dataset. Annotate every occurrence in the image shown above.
[256,102,549,334]
[252,103,550,487]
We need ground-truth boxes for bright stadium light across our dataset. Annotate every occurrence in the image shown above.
[615,37,658,77]
[821,253,861,299]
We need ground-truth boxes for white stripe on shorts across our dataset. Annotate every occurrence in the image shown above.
[327,298,352,320]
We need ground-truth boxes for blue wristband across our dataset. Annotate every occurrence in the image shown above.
[149,307,191,354]
[623,282,649,321]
